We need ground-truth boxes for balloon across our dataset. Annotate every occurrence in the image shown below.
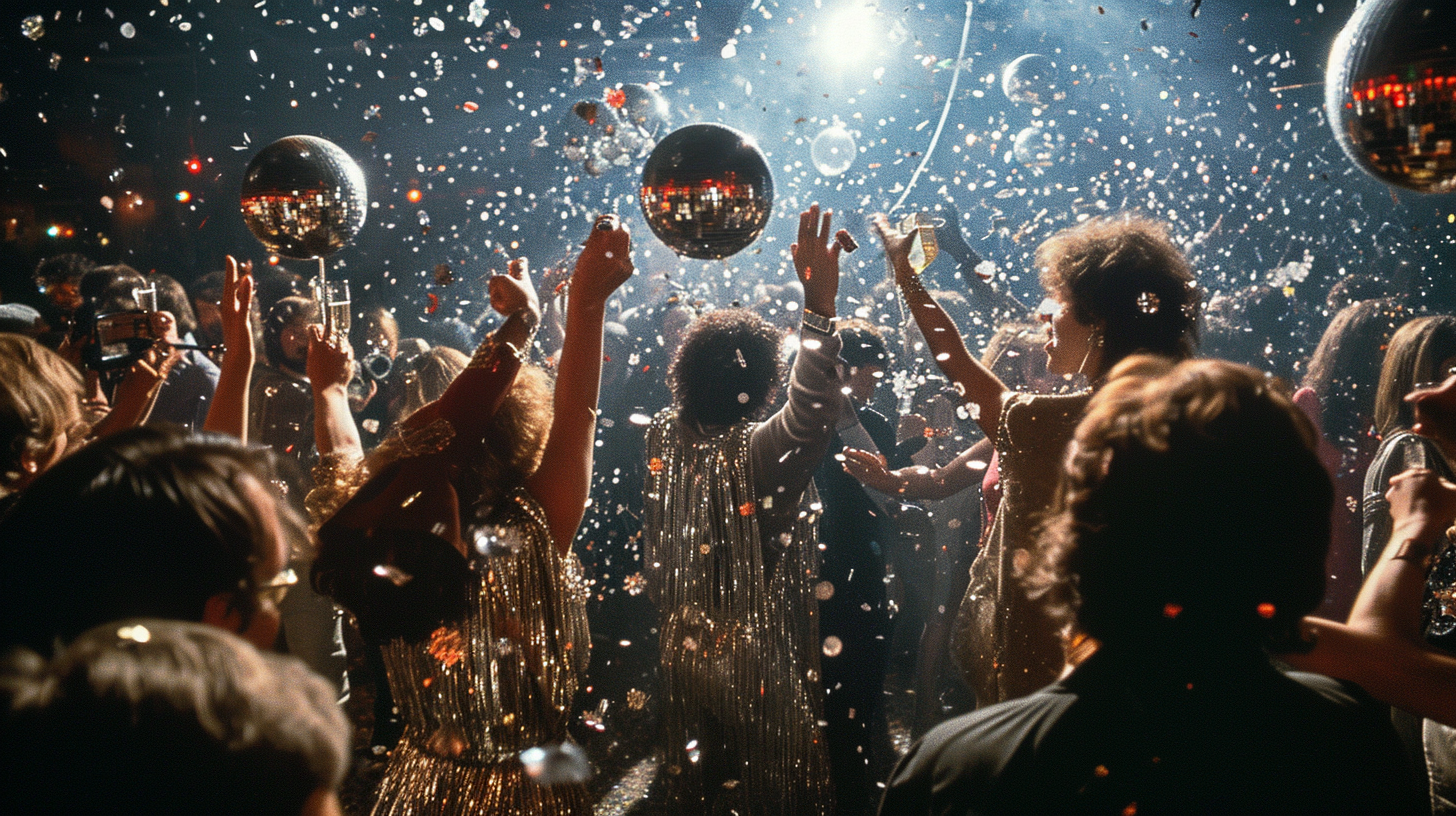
[1325,0,1456,193]
[639,123,774,260]
[240,136,368,259]
[1012,126,1062,169]
[1001,54,1059,106]
[811,126,857,176]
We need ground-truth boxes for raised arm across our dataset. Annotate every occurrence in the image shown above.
[527,216,634,553]
[749,205,845,502]
[202,256,256,441]
[840,442,982,501]
[871,214,1008,445]
[1283,468,1456,727]
[308,326,363,462]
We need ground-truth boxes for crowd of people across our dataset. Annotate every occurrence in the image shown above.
[1,203,1454,816]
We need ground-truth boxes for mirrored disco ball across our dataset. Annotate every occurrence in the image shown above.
[1325,0,1456,194]
[811,126,857,176]
[639,123,774,260]
[1001,54,1059,106]
[240,135,368,259]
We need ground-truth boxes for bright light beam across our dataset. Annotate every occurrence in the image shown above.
[820,3,883,69]
[892,1,973,213]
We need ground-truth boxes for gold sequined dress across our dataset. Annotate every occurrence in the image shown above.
[369,487,592,816]
[645,414,834,816]
[954,391,1090,705]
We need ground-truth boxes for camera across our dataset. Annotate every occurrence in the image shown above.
[85,310,158,371]
[358,350,392,383]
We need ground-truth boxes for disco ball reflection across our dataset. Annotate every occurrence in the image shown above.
[639,123,774,260]
[240,135,368,259]
[1325,0,1456,194]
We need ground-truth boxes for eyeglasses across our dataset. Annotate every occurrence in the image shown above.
[248,567,298,607]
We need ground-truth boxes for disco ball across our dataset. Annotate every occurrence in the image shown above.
[1325,0,1456,194]
[639,123,773,260]
[240,136,368,259]
[1001,54,1060,106]
[811,126,857,176]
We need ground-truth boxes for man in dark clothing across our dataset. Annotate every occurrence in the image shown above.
[880,357,1422,816]
[816,321,922,815]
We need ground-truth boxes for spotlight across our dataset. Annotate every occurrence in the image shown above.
[176,190,192,203]
[186,156,203,174]
[406,189,423,203]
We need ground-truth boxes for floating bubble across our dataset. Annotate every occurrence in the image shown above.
[822,635,844,657]
[810,126,857,176]
[1001,53,1059,106]
[620,83,672,134]
[814,580,835,601]
[1011,126,1062,169]
[520,743,592,785]
[120,22,136,39]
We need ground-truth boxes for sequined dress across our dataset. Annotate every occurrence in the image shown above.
[954,391,1090,705]
[370,487,592,816]
[645,415,833,816]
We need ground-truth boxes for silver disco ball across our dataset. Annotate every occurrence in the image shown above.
[639,123,773,261]
[240,135,368,259]
[1325,0,1456,194]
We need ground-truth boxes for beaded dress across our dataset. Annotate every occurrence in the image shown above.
[954,391,1090,705]
[642,318,843,815]
[644,416,833,816]
[314,336,592,816]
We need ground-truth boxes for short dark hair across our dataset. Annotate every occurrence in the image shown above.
[150,273,198,336]
[80,264,148,315]
[1028,357,1331,652]
[0,425,307,652]
[1037,214,1201,369]
[669,308,784,427]
[33,252,95,287]
[2,618,349,814]
[838,319,889,369]
[262,296,321,368]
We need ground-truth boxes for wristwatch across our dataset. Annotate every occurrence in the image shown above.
[802,308,837,336]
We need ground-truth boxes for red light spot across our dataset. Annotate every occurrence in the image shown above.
[605,88,627,109]
[426,292,440,315]
[738,501,755,516]
[406,189,423,203]
[462,100,479,113]
[186,157,202,174]
[649,457,664,474]
[1162,603,1183,619]
[1256,602,1276,619]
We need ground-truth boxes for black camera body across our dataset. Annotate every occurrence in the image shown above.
[85,310,157,371]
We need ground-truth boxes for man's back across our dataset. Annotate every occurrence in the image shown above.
[881,650,1422,815]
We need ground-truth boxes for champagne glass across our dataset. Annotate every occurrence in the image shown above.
[897,212,944,274]
[313,278,351,339]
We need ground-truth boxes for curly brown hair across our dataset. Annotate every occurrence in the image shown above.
[1026,356,1330,653]
[1037,214,1201,371]
[669,308,785,428]
[0,335,84,491]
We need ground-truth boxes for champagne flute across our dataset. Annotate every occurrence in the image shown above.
[898,212,943,274]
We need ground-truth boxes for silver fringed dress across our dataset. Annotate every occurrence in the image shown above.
[373,487,593,816]
[643,319,843,815]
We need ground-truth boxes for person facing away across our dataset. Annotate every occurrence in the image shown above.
[880,357,1422,816]
[1,618,350,816]
[643,205,847,815]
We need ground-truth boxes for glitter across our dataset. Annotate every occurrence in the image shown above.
[1136,291,1162,314]
[427,626,466,668]
[649,457,664,473]
[738,501,755,516]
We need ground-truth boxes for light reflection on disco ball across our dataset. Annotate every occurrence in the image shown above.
[240,136,367,259]
[1012,125,1063,169]
[640,123,774,260]
[810,126,857,176]
[1325,0,1456,194]
[1001,54,1060,106]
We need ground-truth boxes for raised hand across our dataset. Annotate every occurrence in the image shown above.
[220,255,256,354]
[790,204,842,317]
[307,325,355,391]
[841,447,903,494]
[871,213,917,288]
[572,214,634,305]
[1387,467,1456,549]
[489,257,541,320]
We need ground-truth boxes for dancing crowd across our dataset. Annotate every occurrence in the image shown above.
[1,204,1454,816]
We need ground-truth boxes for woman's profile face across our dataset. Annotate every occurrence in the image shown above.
[1040,294,1097,377]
